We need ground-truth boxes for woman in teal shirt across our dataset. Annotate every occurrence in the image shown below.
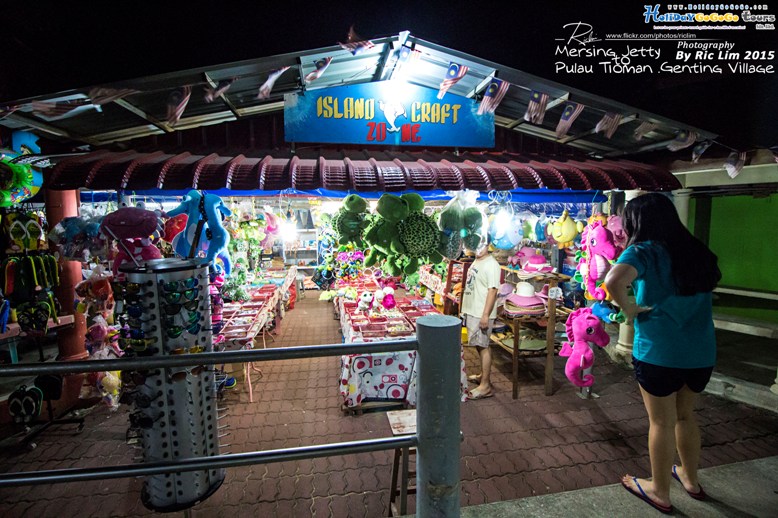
[606,193,721,514]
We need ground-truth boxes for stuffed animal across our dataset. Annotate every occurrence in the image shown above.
[381,286,396,310]
[374,288,386,308]
[0,158,42,207]
[357,290,374,312]
[100,206,164,278]
[558,308,610,387]
[167,190,233,275]
[578,220,621,300]
[163,213,188,242]
[606,214,628,249]
[331,194,369,246]
[548,210,584,249]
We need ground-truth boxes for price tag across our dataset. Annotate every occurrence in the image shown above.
[548,287,563,300]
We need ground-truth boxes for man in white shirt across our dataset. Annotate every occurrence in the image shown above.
[461,244,501,399]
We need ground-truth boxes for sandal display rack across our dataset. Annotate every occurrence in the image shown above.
[121,258,224,512]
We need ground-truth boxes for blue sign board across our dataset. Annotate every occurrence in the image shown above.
[284,81,494,148]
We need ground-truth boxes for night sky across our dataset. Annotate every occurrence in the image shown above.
[2,1,776,148]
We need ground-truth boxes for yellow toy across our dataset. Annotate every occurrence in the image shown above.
[548,210,584,249]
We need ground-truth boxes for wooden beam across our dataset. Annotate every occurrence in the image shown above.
[114,98,174,133]
[203,73,240,118]
[4,113,100,146]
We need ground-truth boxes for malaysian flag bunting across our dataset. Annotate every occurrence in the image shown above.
[595,112,622,139]
[88,87,137,106]
[305,57,333,83]
[667,130,698,152]
[338,26,375,56]
[437,62,468,99]
[165,86,192,126]
[257,67,291,99]
[691,140,712,163]
[31,98,92,119]
[725,151,747,178]
[203,79,235,103]
[633,121,658,140]
[555,102,585,138]
[478,78,510,115]
[524,90,549,124]
[397,45,421,64]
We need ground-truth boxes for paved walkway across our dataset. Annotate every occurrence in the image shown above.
[1,295,777,517]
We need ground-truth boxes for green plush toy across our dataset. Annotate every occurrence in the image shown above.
[332,194,369,246]
[462,206,485,250]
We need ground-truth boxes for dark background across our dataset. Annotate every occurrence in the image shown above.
[2,1,776,149]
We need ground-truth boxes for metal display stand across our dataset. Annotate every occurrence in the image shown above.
[121,258,224,512]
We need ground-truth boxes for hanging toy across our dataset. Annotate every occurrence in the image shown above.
[578,220,622,300]
[558,308,610,387]
[487,192,521,250]
[548,209,584,249]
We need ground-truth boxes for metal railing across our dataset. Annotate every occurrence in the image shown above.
[0,314,463,517]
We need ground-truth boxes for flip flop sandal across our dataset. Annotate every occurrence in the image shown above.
[27,386,44,417]
[8,386,27,424]
[466,388,494,400]
[621,476,673,514]
[672,465,707,500]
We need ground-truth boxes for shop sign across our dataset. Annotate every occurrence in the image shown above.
[284,81,494,147]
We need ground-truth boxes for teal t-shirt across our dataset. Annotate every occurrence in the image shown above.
[617,241,716,369]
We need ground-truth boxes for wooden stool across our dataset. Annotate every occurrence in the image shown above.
[387,409,417,517]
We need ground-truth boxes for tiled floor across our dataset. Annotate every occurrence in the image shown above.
[1,294,778,517]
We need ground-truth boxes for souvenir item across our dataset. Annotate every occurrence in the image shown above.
[558,308,610,387]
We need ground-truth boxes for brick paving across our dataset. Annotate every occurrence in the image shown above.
[2,294,778,517]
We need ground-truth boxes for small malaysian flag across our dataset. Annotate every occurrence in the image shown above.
[691,140,712,163]
[257,67,291,99]
[437,62,469,99]
[667,130,698,151]
[203,79,235,103]
[397,45,421,64]
[477,78,510,115]
[88,87,138,106]
[166,86,192,126]
[595,112,622,139]
[305,57,333,83]
[31,98,91,119]
[725,151,747,178]
[524,90,549,124]
[633,121,658,140]
[338,26,375,56]
[555,102,585,138]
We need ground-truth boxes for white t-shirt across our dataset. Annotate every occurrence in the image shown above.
[461,255,501,319]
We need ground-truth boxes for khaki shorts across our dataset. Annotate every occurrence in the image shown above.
[463,314,495,348]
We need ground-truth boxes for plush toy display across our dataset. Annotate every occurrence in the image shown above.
[0,158,42,207]
[558,308,611,387]
[357,290,374,312]
[167,190,233,275]
[364,193,443,276]
[331,194,369,246]
[548,209,584,249]
[100,206,163,278]
[381,286,396,310]
[577,220,621,300]
[49,215,106,262]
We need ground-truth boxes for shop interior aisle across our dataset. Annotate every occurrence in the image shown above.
[1,295,778,517]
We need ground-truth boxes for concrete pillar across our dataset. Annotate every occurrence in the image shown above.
[44,189,89,361]
[672,188,694,229]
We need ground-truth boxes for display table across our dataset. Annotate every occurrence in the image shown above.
[338,296,467,411]
[219,267,297,402]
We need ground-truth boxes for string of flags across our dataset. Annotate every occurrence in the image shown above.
[165,86,192,126]
[203,79,235,103]
[524,91,549,125]
[555,102,584,138]
[477,78,509,115]
[305,57,333,83]
[725,151,748,178]
[666,130,698,152]
[595,112,622,139]
[338,26,375,56]
[257,67,291,100]
[437,62,468,99]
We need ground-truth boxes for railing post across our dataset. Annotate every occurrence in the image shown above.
[415,314,461,518]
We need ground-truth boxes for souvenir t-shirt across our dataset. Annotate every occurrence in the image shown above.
[617,241,716,369]
[461,255,501,320]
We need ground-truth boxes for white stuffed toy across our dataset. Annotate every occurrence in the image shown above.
[373,289,386,311]
[357,291,374,313]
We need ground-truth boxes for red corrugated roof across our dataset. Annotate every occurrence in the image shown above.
[47,150,680,192]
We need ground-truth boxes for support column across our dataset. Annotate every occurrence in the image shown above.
[45,189,88,361]
[672,188,694,229]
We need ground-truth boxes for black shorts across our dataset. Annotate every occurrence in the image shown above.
[632,359,714,398]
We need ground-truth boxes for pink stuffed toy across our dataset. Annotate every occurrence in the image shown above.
[578,220,621,300]
[381,287,396,310]
[558,308,610,387]
[606,215,628,249]
[101,207,164,279]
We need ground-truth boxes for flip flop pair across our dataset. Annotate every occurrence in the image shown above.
[672,465,707,500]
[621,476,673,514]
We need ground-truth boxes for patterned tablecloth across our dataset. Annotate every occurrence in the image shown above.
[338,296,468,408]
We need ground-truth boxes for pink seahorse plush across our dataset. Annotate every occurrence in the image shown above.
[579,220,621,300]
[558,308,610,387]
